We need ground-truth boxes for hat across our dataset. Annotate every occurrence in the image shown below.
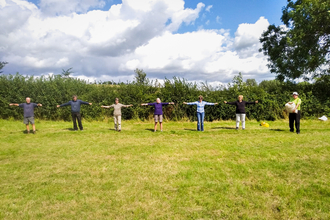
[292,92,299,96]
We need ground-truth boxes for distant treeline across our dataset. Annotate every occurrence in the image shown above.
[1,71,329,121]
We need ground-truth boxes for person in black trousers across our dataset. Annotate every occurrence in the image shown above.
[289,92,302,134]
[57,95,92,130]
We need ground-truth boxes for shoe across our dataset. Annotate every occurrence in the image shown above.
[160,130,163,132]
[33,130,36,134]
[242,128,245,130]
[27,130,30,134]
[290,130,294,132]
[296,132,300,134]
[236,127,238,130]
[154,130,156,132]
[118,130,121,132]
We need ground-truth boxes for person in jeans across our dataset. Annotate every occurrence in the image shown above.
[57,95,92,131]
[141,98,174,132]
[183,95,218,131]
[9,97,42,134]
[224,95,258,130]
[289,92,302,134]
[101,98,133,132]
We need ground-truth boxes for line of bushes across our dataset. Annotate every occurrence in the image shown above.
[1,72,330,121]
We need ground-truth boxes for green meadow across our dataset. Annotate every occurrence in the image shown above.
[0,119,329,219]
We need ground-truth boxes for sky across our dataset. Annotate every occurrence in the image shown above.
[0,0,288,85]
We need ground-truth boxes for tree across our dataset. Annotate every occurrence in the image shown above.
[61,68,73,77]
[134,68,148,85]
[259,0,330,81]
[0,61,8,73]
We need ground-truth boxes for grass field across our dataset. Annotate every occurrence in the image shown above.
[0,119,329,219]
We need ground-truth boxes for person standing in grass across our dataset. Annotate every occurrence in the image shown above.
[9,97,42,134]
[141,98,174,132]
[57,95,92,131]
[101,98,133,132]
[224,95,258,130]
[183,95,218,131]
[289,92,302,134]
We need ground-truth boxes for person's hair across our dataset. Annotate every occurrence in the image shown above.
[156,98,160,101]
[72,95,77,99]
[115,98,119,101]
[238,95,243,99]
[199,95,203,99]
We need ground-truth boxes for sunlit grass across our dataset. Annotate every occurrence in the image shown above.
[0,119,329,219]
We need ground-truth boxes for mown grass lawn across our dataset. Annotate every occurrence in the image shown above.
[0,119,329,219]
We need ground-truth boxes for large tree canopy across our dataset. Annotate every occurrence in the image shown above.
[260,0,330,81]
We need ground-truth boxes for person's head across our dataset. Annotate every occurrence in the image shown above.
[72,95,77,101]
[115,98,119,104]
[26,97,31,103]
[198,95,203,101]
[292,92,299,99]
[238,95,243,101]
[156,98,161,103]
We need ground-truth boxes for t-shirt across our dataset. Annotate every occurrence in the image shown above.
[147,102,169,115]
[19,103,38,117]
[226,101,255,114]
[187,101,215,113]
[290,97,302,110]
[110,103,130,116]
[60,100,90,112]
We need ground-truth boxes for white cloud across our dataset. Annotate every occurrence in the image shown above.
[205,5,212,12]
[216,15,221,24]
[0,0,273,84]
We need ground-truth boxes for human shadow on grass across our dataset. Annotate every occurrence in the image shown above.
[184,128,197,131]
[211,127,236,130]
[270,129,286,132]
[64,128,77,131]
[145,128,155,132]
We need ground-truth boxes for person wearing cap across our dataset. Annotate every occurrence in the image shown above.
[101,98,133,132]
[57,95,92,131]
[289,92,302,134]
[183,95,218,131]
[224,95,258,130]
[141,98,174,132]
[9,97,42,134]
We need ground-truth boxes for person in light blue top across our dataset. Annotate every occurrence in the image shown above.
[183,95,218,131]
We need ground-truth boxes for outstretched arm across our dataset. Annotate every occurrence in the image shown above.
[9,103,19,106]
[80,100,92,105]
[57,102,71,108]
[101,106,111,108]
[184,101,197,105]
[123,104,133,107]
[141,103,149,106]
[224,101,236,105]
[37,103,42,107]
[205,102,218,105]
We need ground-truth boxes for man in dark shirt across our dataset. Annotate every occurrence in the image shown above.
[57,95,92,131]
[9,97,42,134]
[224,95,258,130]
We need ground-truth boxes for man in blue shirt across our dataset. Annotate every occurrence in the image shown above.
[9,97,42,134]
[57,95,92,131]
[183,95,218,131]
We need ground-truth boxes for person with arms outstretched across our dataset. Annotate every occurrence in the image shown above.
[224,95,258,130]
[9,97,42,134]
[101,98,133,132]
[57,95,92,131]
[183,95,218,131]
[141,98,174,132]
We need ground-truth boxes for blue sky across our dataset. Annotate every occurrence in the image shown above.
[0,0,289,84]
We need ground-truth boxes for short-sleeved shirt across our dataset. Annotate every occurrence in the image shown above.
[110,103,130,116]
[147,102,169,115]
[19,103,38,117]
[290,97,302,110]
